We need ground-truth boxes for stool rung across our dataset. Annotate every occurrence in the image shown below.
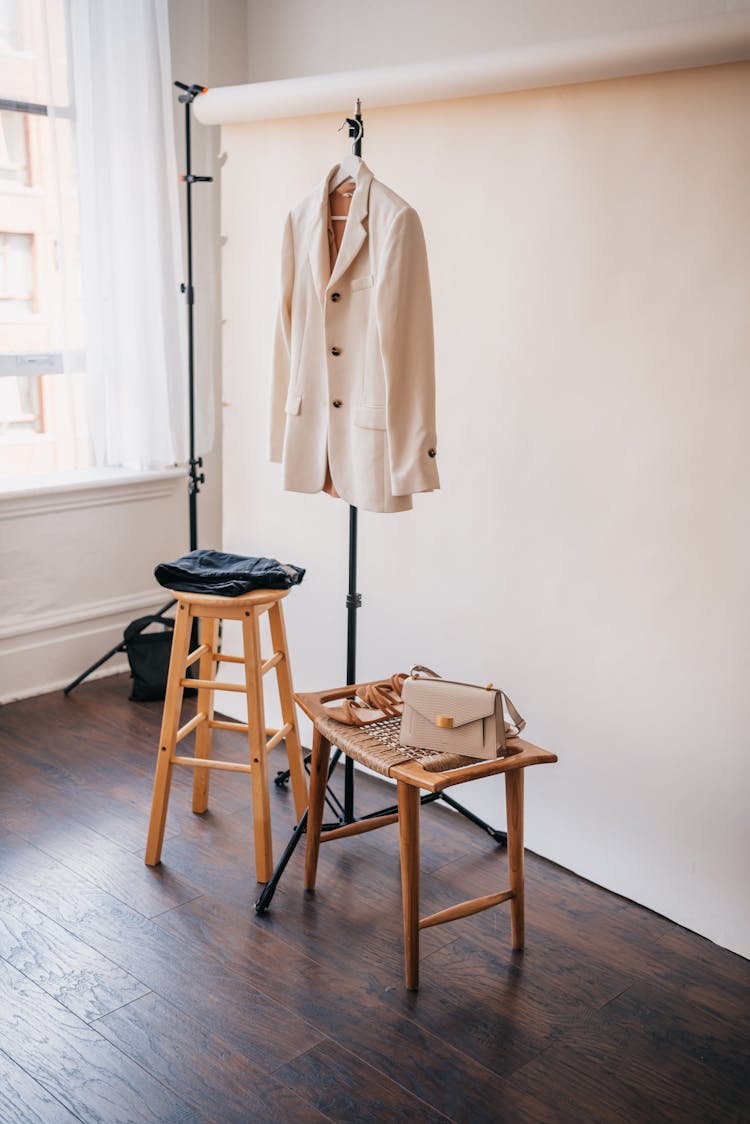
[265,722,293,752]
[213,653,244,664]
[208,720,281,737]
[180,678,246,692]
[261,652,283,675]
[419,889,514,931]
[321,811,400,842]
[185,644,210,669]
[209,718,249,733]
[172,755,253,774]
[176,713,207,743]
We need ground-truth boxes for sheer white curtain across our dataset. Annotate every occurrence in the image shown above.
[70,0,188,470]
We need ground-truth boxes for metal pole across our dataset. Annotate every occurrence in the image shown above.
[345,98,364,684]
[177,85,210,550]
[343,99,364,821]
[185,100,198,551]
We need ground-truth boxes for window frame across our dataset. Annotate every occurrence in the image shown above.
[0,95,71,380]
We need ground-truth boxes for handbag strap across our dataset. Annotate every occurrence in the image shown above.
[409,664,442,679]
[500,691,526,737]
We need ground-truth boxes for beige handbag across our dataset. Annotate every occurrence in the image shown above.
[399,665,525,760]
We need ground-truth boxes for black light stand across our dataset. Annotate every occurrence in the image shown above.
[255,102,505,915]
[176,81,211,542]
[64,81,211,695]
[343,100,365,820]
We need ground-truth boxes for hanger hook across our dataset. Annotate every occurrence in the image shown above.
[338,114,363,152]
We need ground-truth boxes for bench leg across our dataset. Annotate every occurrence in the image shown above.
[505,767,525,949]
[304,729,330,891]
[397,781,420,991]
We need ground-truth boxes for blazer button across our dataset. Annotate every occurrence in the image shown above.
[331,292,341,302]
[428,448,436,458]
[331,346,342,356]
[332,400,342,408]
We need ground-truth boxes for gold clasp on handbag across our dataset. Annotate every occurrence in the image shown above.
[435,714,454,729]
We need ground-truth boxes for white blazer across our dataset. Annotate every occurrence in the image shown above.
[270,158,440,514]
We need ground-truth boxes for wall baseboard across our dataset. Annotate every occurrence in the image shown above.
[0,589,171,704]
[0,589,169,644]
[1,660,130,705]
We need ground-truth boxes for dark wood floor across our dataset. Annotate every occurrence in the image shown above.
[0,674,748,1123]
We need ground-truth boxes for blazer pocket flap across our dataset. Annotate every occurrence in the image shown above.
[285,394,302,416]
[350,274,374,291]
[402,678,496,729]
[354,405,386,430]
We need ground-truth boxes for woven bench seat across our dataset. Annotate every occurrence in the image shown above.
[314,713,482,776]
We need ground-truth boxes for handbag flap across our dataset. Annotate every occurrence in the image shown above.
[402,677,496,729]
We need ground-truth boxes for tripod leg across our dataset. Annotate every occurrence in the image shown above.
[437,791,507,845]
[255,809,308,914]
[63,642,127,695]
[64,599,177,695]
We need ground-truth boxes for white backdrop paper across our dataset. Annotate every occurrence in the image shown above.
[219,62,750,958]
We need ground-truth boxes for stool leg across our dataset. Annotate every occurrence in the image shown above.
[397,781,420,990]
[145,602,193,866]
[192,616,219,814]
[268,601,308,820]
[505,767,525,949]
[304,729,330,891]
[242,607,273,883]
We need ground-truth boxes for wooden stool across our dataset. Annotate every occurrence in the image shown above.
[145,588,307,883]
[296,683,557,990]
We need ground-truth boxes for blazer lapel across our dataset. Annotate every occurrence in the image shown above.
[307,160,374,302]
[307,201,330,308]
[329,160,373,287]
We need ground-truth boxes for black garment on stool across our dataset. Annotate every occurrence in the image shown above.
[154,549,305,597]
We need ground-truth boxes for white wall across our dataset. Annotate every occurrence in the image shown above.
[0,0,247,703]
[247,0,750,80]
[0,470,189,701]
[220,61,750,958]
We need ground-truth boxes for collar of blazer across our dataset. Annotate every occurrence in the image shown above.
[308,158,375,305]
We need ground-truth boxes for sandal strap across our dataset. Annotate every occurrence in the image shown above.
[323,672,410,726]
[360,674,408,718]
[337,697,377,726]
[359,685,399,719]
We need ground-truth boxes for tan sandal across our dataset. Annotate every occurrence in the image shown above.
[324,673,408,726]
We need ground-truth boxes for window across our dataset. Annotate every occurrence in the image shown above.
[0,231,34,316]
[0,372,41,433]
[0,0,24,54]
[0,0,88,478]
[0,109,30,185]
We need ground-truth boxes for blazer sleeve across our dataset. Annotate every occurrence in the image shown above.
[269,213,295,463]
[375,206,440,497]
